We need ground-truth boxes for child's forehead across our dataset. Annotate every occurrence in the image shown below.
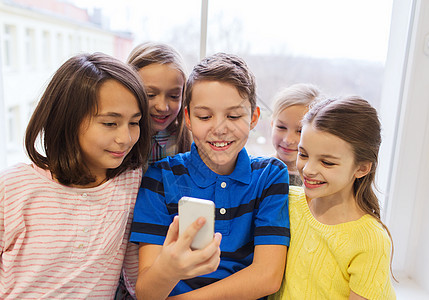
[190,80,251,109]
[300,124,353,155]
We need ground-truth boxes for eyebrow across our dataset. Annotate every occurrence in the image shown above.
[193,105,247,111]
[97,112,142,118]
[298,146,340,160]
[320,154,340,160]
[146,85,182,91]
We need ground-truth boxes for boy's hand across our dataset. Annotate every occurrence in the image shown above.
[158,216,222,280]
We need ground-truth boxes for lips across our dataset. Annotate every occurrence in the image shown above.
[303,177,326,188]
[208,141,233,150]
[151,114,170,123]
[279,145,297,153]
[108,150,127,158]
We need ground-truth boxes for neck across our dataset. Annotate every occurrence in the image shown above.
[53,174,108,188]
[308,189,365,225]
[275,154,297,172]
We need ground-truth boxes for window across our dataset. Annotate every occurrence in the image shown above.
[1,2,428,295]
[56,32,64,64]
[2,24,17,69]
[7,105,20,146]
[25,28,36,68]
[42,30,51,68]
[204,0,392,157]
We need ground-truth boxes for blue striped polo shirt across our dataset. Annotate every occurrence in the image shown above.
[130,143,290,296]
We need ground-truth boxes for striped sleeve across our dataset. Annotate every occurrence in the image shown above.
[130,165,172,245]
[253,158,290,246]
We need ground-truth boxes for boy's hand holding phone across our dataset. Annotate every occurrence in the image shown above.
[178,197,215,250]
[157,198,221,281]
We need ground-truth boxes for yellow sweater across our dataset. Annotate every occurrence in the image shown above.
[270,186,395,300]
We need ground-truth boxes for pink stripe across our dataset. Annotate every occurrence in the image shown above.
[1,165,141,299]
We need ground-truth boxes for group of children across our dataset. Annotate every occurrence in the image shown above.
[0,41,396,299]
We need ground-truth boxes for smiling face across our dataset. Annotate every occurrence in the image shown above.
[185,81,260,175]
[296,123,369,202]
[271,105,308,171]
[78,80,141,185]
[138,63,184,134]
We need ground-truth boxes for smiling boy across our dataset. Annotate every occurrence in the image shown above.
[130,53,290,299]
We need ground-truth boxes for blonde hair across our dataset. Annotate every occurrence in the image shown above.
[127,41,191,153]
[272,83,320,119]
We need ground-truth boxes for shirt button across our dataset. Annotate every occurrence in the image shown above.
[82,193,87,198]
[220,208,227,215]
[221,182,227,188]
[78,244,84,248]
[83,227,89,233]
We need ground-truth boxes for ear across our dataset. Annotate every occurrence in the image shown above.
[184,107,191,130]
[250,106,260,130]
[354,161,372,179]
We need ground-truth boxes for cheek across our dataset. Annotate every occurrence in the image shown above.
[131,127,140,143]
[148,100,157,111]
[296,158,304,170]
[170,101,182,116]
[271,130,283,144]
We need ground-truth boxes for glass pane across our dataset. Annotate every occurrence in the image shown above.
[206,0,393,156]
[0,0,201,167]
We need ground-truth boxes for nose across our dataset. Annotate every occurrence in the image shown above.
[154,95,169,112]
[212,116,228,136]
[115,125,132,145]
[284,131,299,146]
[301,159,317,177]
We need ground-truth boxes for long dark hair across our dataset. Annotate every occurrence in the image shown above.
[25,52,150,186]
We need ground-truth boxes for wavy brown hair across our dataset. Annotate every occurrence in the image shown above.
[25,52,150,186]
[303,96,395,277]
[127,41,191,153]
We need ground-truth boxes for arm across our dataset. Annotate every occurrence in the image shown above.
[168,244,287,300]
[349,290,367,300]
[135,216,222,300]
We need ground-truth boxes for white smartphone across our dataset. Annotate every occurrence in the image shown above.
[178,196,215,250]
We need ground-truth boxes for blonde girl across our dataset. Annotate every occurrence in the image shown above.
[271,83,320,186]
[271,97,395,299]
[127,42,192,164]
[0,53,150,299]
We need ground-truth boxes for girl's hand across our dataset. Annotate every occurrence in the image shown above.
[157,216,222,281]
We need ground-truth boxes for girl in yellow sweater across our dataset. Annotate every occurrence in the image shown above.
[270,97,395,299]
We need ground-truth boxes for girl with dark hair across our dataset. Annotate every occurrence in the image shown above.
[0,52,150,299]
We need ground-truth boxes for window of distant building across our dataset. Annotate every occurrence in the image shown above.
[7,105,20,146]
[25,28,36,69]
[56,32,64,64]
[3,24,17,70]
[42,30,52,68]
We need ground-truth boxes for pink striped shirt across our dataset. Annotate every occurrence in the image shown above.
[0,163,142,299]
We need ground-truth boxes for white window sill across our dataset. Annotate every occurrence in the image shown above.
[394,274,429,299]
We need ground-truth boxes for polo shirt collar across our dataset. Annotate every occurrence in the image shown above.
[188,143,251,187]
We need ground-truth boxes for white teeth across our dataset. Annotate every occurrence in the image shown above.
[211,142,230,147]
[307,180,323,185]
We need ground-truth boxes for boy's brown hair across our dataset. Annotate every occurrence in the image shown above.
[25,52,151,186]
[185,52,257,113]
